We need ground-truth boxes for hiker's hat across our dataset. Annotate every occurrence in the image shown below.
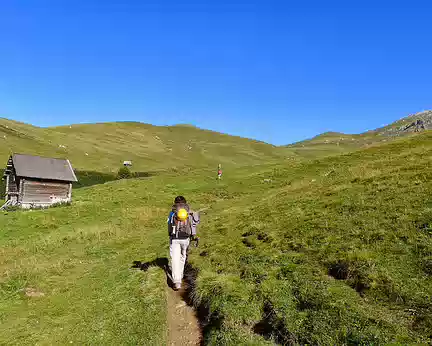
[177,208,188,221]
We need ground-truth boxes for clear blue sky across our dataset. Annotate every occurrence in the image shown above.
[1,0,431,145]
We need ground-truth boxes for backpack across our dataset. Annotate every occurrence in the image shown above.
[169,203,192,239]
[168,204,200,239]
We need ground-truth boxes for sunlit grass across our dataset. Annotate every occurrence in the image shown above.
[0,131,430,345]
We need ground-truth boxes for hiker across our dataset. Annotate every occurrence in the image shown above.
[217,164,222,180]
[167,196,200,290]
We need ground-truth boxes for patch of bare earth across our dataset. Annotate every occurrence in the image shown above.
[24,287,45,297]
[167,282,201,346]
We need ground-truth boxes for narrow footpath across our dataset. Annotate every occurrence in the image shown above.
[167,281,201,346]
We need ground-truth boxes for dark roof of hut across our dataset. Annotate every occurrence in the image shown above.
[11,154,77,182]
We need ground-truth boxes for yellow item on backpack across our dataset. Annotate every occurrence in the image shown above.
[177,208,188,221]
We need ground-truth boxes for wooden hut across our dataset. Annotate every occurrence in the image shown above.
[2,154,78,209]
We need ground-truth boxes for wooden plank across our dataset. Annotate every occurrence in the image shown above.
[18,179,24,204]
[7,175,18,193]
[5,175,9,195]
[21,180,70,204]
[68,183,72,202]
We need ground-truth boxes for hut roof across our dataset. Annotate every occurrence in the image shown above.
[11,154,78,182]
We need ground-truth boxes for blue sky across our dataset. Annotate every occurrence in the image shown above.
[1,0,431,145]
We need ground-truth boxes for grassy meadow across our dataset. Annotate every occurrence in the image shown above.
[0,178,172,345]
[0,117,431,345]
[0,118,290,173]
[190,132,432,344]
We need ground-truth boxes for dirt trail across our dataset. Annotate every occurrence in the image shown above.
[167,281,201,346]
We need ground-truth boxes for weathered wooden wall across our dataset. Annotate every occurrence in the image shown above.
[21,179,71,206]
[7,175,18,194]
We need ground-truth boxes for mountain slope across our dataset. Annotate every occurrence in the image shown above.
[190,131,432,344]
[373,110,432,136]
[0,111,429,174]
[0,119,290,172]
[285,132,370,157]
[286,110,432,157]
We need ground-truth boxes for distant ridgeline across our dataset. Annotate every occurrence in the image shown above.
[377,110,432,137]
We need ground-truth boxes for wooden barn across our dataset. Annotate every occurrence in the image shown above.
[2,154,78,209]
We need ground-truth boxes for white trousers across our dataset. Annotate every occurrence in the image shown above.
[169,238,190,284]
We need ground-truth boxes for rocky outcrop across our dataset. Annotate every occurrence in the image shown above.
[378,110,432,136]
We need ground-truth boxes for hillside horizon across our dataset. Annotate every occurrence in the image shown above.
[0,111,429,176]
[2,109,431,147]
[0,117,287,173]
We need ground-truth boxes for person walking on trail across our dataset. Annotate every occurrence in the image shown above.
[167,196,200,291]
[217,164,222,180]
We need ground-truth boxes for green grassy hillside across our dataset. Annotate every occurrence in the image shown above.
[0,128,430,344]
[2,111,429,174]
[287,110,432,158]
[0,118,290,173]
[286,132,376,158]
[189,132,432,344]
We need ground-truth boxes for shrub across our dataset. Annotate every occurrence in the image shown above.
[117,166,132,179]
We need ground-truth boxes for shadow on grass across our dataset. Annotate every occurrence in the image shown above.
[253,300,296,345]
[0,169,154,197]
[74,170,154,189]
[132,257,169,271]
[132,258,222,346]
[132,257,174,288]
[182,263,223,346]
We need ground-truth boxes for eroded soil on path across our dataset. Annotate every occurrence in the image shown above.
[167,281,201,346]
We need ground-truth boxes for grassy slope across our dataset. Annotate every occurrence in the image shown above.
[1,131,431,345]
[189,132,432,344]
[285,131,393,159]
[0,179,173,345]
[286,110,431,158]
[0,118,290,172]
[1,111,429,172]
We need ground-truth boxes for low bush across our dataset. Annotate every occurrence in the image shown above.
[117,166,132,179]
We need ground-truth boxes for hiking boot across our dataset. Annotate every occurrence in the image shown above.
[173,283,182,291]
